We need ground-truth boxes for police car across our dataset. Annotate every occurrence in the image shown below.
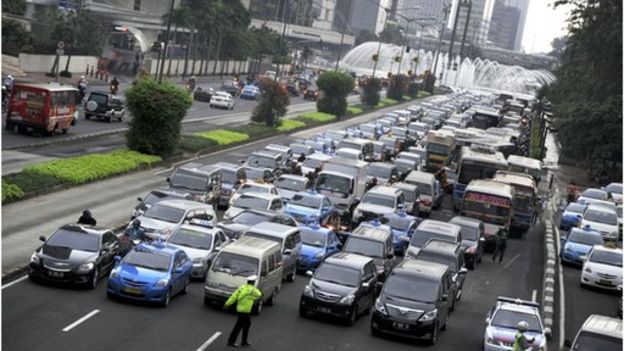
[483,297,550,351]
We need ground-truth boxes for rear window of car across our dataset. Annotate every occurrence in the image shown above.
[89,93,107,105]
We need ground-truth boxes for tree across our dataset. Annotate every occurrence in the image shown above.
[386,74,410,101]
[379,23,403,45]
[251,77,290,127]
[316,71,355,117]
[125,78,193,157]
[2,20,33,56]
[360,77,382,107]
[2,0,26,15]
[355,30,378,46]
[300,45,312,71]
[548,36,567,60]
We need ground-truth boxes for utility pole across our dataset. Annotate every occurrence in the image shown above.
[431,4,451,80]
[371,7,389,79]
[446,1,462,70]
[274,0,290,81]
[459,0,472,58]
[158,0,175,83]
[396,19,413,75]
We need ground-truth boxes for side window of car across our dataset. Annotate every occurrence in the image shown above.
[267,254,276,271]
[273,250,282,265]
[174,254,183,268]
[323,198,331,208]
[285,235,295,250]
[271,200,282,210]
[103,232,118,247]
[265,171,272,180]
[261,259,268,276]
[180,252,189,264]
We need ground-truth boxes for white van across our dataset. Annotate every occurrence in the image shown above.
[404,170,442,215]
[204,236,283,314]
[566,314,622,350]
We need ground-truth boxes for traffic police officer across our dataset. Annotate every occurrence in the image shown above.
[225,275,262,347]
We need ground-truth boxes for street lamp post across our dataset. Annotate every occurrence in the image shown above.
[275,0,290,82]
[158,0,175,83]
[371,7,390,79]
[431,4,451,80]
[396,19,413,75]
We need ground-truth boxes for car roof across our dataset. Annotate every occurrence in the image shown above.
[580,315,623,339]
[135,241,180,256]
[291,190,325,200]
[306,153,332,161]
[417,220,462,234]
[251,150,280,158]
[214,162,244,171]
[585,204,616,214]
[277,174,307,181]
[350,223,392,241]
[591,245,623,254]
[421,239,461,254]
[58,223,108,236]
[154,199,213,210]
[465,179,514,198]
[368,185,402,196]
[368,162,396,170]
[449,216,483,228]
[324,252,372,269]
[391,182,418,191]
[178,162,221,175]
[241,181,275,189]
[493,171,535,188]
[406,170,435,182]
[393,258,449,278]
[246,222,299,237]
[15,82,78,92]
[221,236,280,257]
[238,192,281,201]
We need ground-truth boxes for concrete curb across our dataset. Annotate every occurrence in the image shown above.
[542,217,557,337]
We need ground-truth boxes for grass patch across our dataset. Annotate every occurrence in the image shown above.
[2,180,24,201]
[346,105,364,115]
[23,150,161,184]
[179,134,219,153]
[230,123,276,139]
[417,90,431,98]
[296,112,337,123]
[376,98,399,108]
[3,171,61,194]
[277,119,306,132]
[195,129,249,146]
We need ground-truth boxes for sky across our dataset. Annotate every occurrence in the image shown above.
[521,0,571,54]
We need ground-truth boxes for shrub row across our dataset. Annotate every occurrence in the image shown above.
[296,112,337,123]
[195,130,249,146]
[2,180,24,201]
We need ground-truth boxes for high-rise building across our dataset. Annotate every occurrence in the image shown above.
[450,0,497,46]
[487,1,520,50]
[504,0,529,51]
[340,0,391,36]
[396,0,446,36]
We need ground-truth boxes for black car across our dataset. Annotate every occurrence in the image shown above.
[342,223,394,282]
[218,209,298,239]
[220,81,241,97]
[449,216,485,269]
[303,85,319,101]
[286,83,300,97]
[28,224,120,289]
[132,188,192,219]
[299,252,377,325]
[193,86,214,102]
[85,92,125,122]
[371,258,452,345]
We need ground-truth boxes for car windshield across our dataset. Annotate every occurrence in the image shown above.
[362,193,395,208]
[428,143,449,155]
[123,250,171,272]
[458,163,501,185]
[247,155,275,169]
[461,193,511,226]
[567,230,604,246]
[584,209,618,225]
[316,174,351,198]
[233,196,269,210]
[46,229,100,252]
[168,228,212,250]
[244,232,281,246]
[326,131,345,141]
[221,169,238,184]
[589,250,623,267]
[583,189,608,200]
[368,165,392,178]
[314,263,360,287]
[344,237,384,258]
[239,184,270,194]
[397,188,415,202]
[414,182,432,196]
[170,171,208,191]
[361,125,376,133]
[337,150,359,160]
[491,310,541,332]
[300,229,327,248]
[617,207,623,218]
[417,251,457,272]
[143,204,186,224]
[244,168,265,180]
[303,158,323,169]
[605,183,623,194]
[211,252,258,276]
[458,225,479,240]
[572,331,622,351]
[411,230,455,248]
[89,93,107,105]
[276,177,306,192]
[383,273,438,303]
[292,145,309,155]
[232,211,271,225]
[289,194,320,209]
[566,203,586,214]
[143,192,166,206]
[514,195,533,213]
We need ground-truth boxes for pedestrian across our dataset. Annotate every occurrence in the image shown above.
[512,321,534,351]
[77,210,97,226]
[297,153,306,163]
[492,227,508,263]
[566,179,580,204]
[225,275,262,348]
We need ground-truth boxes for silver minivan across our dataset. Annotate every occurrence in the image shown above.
[204,236,283,314]
[406,219,462,257]
[242,222,302,282]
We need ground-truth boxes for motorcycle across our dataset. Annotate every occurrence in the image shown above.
[110,84,118,95]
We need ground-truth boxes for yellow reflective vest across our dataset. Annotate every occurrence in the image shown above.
[224,283,262,314]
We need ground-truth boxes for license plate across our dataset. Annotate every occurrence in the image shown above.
[599,279,613,286]
[123,287,142,295]
[47,271,64,278]
[317,307,331,314]
[393,322,409,330]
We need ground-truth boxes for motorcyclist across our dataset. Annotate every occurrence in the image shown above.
[435,167,451,193]
[187,76,197,92]
[566,180,580,204]
[77,209,97,226]
[110,77,120,95]
[366,177,378,192]
[77,77,88,104]
[120,219,146,255]
[512,321,535,351]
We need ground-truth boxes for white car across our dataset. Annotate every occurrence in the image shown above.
[352,186,404,224]
[580,205,620,241]
[580,245,623,291]
[209,91,235,109]
[604,183,623,205]
[483,296,550,351]
[577,188,611,206]
[228,180,279,207]
[223,192,283,221]
[335,148,364,161]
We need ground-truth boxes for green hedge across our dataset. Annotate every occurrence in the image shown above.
[376,98,399,108]
[296,112,337,123]
[346,106,364,115]
[195,129,249,146]
[179,135,219,153]
[2,180,24,201]
[24,150,161,184]
[277,119,306,132]
[230,124,276,139]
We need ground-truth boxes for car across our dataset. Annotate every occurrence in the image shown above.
[275,175,310,201]
[559,202,587,231]
[393,158,419,180]
[223,192,283,221]
[246,150,286,178]
[209,91,235,109]
[286,82,300,96]
[132,188,192,219]
[243,166,275,183]
[560,227,604,266]
[264,144,292,166]
[285,190,338,226]
[167,163,223,206]
[290,143,316,162]
[228,180,279,206]
[483,296,550,351]
[406,220,462,257]
[213,162,247,208]
[28,224,120,289]
[617,205,623,239]
[85,91,125,122]
[603,183,623,204]
[449,216,486,269]
[577,188,612,205]
[390,182,420,216]
[240,85,261,100]
[193,86,214,102]
[299,252,377,325]
[218,209,297,239]
[107,241,192,306]
[342,221,394,281]
[220,81,241,97]
[580,244,623,291]
[565,314,622,350]
[371,141,390,162]
[166,219,231,280]
[296,223,342,272]
[133,199,217,240]
[301,153,333,175]
[383,211,420,255]
[303,84,319,100]
[352,186,405,225]
[366,162,399,185]
[580,205,620,241]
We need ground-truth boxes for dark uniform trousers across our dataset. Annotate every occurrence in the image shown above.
[228,313,251,344]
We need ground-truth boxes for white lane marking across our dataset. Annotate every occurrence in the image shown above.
[62,309,100,332]
[195,331,222,351]
[554,225,566,349]
[531,289,537,302]
[1,275,28,289]
[501,253,521,270]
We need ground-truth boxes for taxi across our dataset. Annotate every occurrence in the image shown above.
[285,189,337,226]
[296,223,342,272]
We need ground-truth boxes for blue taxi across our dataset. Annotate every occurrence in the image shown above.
[296,223,342,272]
[285,190,336,225]
[559,202,586,231]
[560,226,604,266]
[107,241,192,307]
[384,210,420,255]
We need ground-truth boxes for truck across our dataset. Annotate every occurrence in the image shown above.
[424,130,457,172]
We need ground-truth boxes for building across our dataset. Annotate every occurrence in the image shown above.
[487,0,521,50]
[395,0,446,36]
[450,0,496,46]
[502,0,529,51]
[341,0,391,36]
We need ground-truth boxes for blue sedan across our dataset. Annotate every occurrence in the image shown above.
[296,224,342,272]
[559,202,586,231]
[107,242,192,307]
[285,190,337,225]
[560,227,604,266]
[240,85,260,100]
[384,211,420,255]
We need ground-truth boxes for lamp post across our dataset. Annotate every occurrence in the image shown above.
[371,7,390,79]
[275,0,290,82]
[158,0,175,83]
[396,19,413,75]
[334,9,351,72]
[431,4,451,80]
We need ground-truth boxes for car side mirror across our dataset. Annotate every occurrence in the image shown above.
[544,327,552,337]
[460,267,468,274]
[166,177,171,183]
[114,255,121,262]
[485,317,490,324]
[39,235,46,242]
[362,282,370,289]
[564,339,572,348]
[137,197,143,202]
[441,294,449,302]
[305,270,313,277]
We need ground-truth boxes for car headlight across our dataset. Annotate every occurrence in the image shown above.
[338,294,356,305]
[314,252,325,259]
[109,267,120,278]
[156,279,169,287]
[77,262,95,273]
[30,253,40,264]
[419,309,437,322]
[303,285,314,297]
[193,257,207,265]
[374,298,387,314]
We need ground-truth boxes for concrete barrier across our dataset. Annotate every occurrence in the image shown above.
[18,54,98,73]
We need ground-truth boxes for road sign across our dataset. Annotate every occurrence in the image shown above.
[57,41,65,49]
[56,48,64,56]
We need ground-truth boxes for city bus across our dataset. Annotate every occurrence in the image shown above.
[6,83,78,136]
[424,130,457,172]
[493,171,537,233]
[507,155,542,183]
[460,179,514,250]
[452,144,508,210]
[471,107,501,130]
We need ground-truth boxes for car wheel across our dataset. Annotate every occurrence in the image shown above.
[298,304,309,318]
[5,122,14,131]
[266,288,277,306]
[253,299,263,315]
[161,288,172,307]
[346,304,358,326]
[429,322,439,345]
[181,277,190,295]
[107,116,113,123]
[286,267,296,282]
[467,260,475,270]
[89,267,100,290]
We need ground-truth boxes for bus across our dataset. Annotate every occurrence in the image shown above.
[471,107,501,130]
[493,171,537,233]
[460,180,514,250]
[507,155,542,183]
[452,144,508,210]
[6,83,78,136]
[424,130,457,172]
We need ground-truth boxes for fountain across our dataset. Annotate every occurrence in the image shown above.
[340,41,555,94]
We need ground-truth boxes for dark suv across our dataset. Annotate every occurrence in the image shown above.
[342,221,395,281]
[299,252,377,325]
[85,92,125,122]
[371,258,452,345]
